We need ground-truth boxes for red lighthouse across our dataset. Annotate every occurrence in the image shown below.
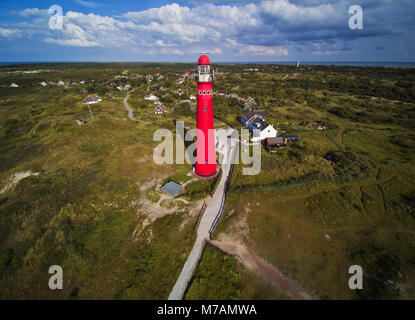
[194,54,217,178]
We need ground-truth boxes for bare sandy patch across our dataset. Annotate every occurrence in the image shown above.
[0,171,40,195]
[131,177,208,241]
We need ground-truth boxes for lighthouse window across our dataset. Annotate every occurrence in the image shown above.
[204,108,207,112]
[203,90,206,95]
[199,90,202,95]
[207,90,210,95]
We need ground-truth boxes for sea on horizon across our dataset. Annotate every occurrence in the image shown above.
[0,61,414,68]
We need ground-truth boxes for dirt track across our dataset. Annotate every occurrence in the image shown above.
[122,92,149,123]
[209,236,317,300]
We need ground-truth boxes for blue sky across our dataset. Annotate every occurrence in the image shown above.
[0,0,414,62]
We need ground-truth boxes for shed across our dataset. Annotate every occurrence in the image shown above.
[160,181,183,196]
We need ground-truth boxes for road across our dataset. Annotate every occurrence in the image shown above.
[168,131,238,300]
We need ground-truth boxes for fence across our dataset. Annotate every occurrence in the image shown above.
[194,201,207,231]
[208,162,235,236]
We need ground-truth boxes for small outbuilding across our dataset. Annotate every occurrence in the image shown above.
[160,181,183,196]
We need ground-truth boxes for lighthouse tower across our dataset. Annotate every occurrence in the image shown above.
[194,54,217,178]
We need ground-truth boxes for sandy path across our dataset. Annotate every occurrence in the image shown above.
[208,236,317,300]
[168,131,238,300]
[0,171,39,195]
[122,92,149,123]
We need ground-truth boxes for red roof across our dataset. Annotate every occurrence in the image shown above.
[198,54,210,65]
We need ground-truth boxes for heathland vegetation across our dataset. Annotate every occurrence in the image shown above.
[0,62,414,299]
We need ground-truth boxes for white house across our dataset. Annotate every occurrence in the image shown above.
[58,81,65,86]
[145,93,158,101]
[9,83,19,87]
[190,94,196,100]
[249,118,277,142]
[39,81,47,86]
[83,94,102,104]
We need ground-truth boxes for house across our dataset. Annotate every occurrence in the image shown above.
[76,119,88,126]
[173,89,183,96]
[155,73,161,76]
[80,80,86,84]
[9,83,19,87]
[240,110,266,128]
[227,93,239,99]
[250,118,277,142]
[317,125,327,131]
[146,74,153,81]
[176,78,184,85]
[154,105,168,114]
[123,84,131,91]
[145,93,158,101]
[83,94,102,104]
[58,81,65,86]
[264,137,285,153]
[116,85,124,91]
[190,94,196,100]
[104,93,114,99]
[216,90,227,96]
[39,81,47,86]
[159,86,167,91]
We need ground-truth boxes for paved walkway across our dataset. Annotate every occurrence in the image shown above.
[168,132,238,300]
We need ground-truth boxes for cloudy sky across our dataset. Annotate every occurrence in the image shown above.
[0,0,414,62]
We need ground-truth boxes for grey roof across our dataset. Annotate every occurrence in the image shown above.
[243,109,265,122]
[161,181,183,196]
[267,137,284,145]
[251,118,269,131]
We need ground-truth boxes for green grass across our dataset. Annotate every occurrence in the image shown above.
[185,244,286,300]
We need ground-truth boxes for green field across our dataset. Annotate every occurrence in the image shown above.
[0,62,414,299]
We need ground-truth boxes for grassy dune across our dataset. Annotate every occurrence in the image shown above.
[1,62,414,299]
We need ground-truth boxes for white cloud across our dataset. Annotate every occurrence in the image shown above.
[225,39,288,56]
[0,27,21,38]
[44,22,100,47]
[74,0,99,8]
[18,8,49,17]
[5,1,413,59]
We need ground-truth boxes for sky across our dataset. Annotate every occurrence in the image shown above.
[0,0,414,62]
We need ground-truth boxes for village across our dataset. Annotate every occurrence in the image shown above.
[5,66,330,153]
